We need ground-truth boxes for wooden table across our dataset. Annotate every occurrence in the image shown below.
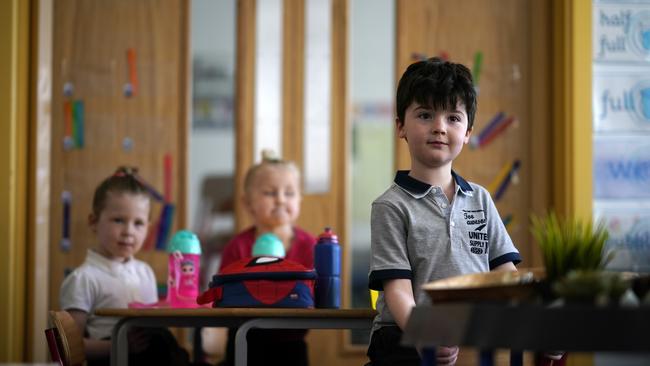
[402,303,650,366]
[95,307,376,366]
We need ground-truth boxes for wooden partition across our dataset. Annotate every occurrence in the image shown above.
[48,0,188,310]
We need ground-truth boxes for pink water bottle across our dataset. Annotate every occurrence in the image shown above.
[167,230,201,307]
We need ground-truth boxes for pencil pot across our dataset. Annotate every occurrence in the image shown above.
[167,230,202,307]
[314,227,341,308]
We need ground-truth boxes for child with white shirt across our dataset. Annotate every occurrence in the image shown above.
[59,166,190,366]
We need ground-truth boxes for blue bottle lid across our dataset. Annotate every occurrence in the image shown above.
[252,233,286,257]
[167,230,202,254]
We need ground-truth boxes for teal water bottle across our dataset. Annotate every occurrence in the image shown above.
[314,227,341,308]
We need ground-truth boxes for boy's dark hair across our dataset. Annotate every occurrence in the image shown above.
[396,57,477,129]
[92,166,151,217]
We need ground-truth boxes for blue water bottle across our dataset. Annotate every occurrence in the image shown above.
[314,227,341,308]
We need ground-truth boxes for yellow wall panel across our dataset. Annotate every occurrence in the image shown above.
[0,0,29,361]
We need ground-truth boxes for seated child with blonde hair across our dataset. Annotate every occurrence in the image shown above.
[217,151,316,366]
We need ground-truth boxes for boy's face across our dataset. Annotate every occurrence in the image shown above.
[397,101,472,170]
[245,165,301,230]
[89,192,150,262]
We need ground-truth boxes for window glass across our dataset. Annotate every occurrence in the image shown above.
[254,0,284,161]
[349,0,395,345]
[303,0,332,193]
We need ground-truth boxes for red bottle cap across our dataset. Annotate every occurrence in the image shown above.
[318,227,339,244]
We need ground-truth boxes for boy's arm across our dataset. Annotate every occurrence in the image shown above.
[68,309,111,359]
[383,278,416,330]
[69,309,150,359]
[491,262,517,272]
[385,279,460,365]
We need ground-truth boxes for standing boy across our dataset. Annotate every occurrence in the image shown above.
[367,57,521,366]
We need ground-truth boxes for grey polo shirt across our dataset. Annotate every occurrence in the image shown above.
[368,170,521,332]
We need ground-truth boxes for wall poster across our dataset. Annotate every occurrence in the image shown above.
[593,0,650,275]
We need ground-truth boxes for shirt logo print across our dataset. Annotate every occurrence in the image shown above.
[463,209,488,255]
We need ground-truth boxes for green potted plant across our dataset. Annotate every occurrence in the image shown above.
[530,212,627,303]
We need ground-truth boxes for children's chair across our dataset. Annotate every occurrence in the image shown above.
[47,310,85,366]
[44,327,63,366]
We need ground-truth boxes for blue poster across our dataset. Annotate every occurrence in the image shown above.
[593,1,650,64]
[594,202,650,272]
[593,135,650,199]
[593,71,650,131]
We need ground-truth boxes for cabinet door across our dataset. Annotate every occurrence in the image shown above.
[49,0,188,308]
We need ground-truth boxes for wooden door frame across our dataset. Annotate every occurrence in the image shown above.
[234,0,255,230]
[551,0,592,220]
[26,0,53,361]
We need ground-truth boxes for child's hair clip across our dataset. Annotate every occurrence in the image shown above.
[261,149,282,163]
[112,165,165,202]
[113,166,139,177]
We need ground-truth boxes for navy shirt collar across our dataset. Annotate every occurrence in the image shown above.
[394,170,473,198]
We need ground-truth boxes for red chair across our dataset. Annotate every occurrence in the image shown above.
[46,310,85,366]
[44,327,63,366]
[535,352,568,366]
